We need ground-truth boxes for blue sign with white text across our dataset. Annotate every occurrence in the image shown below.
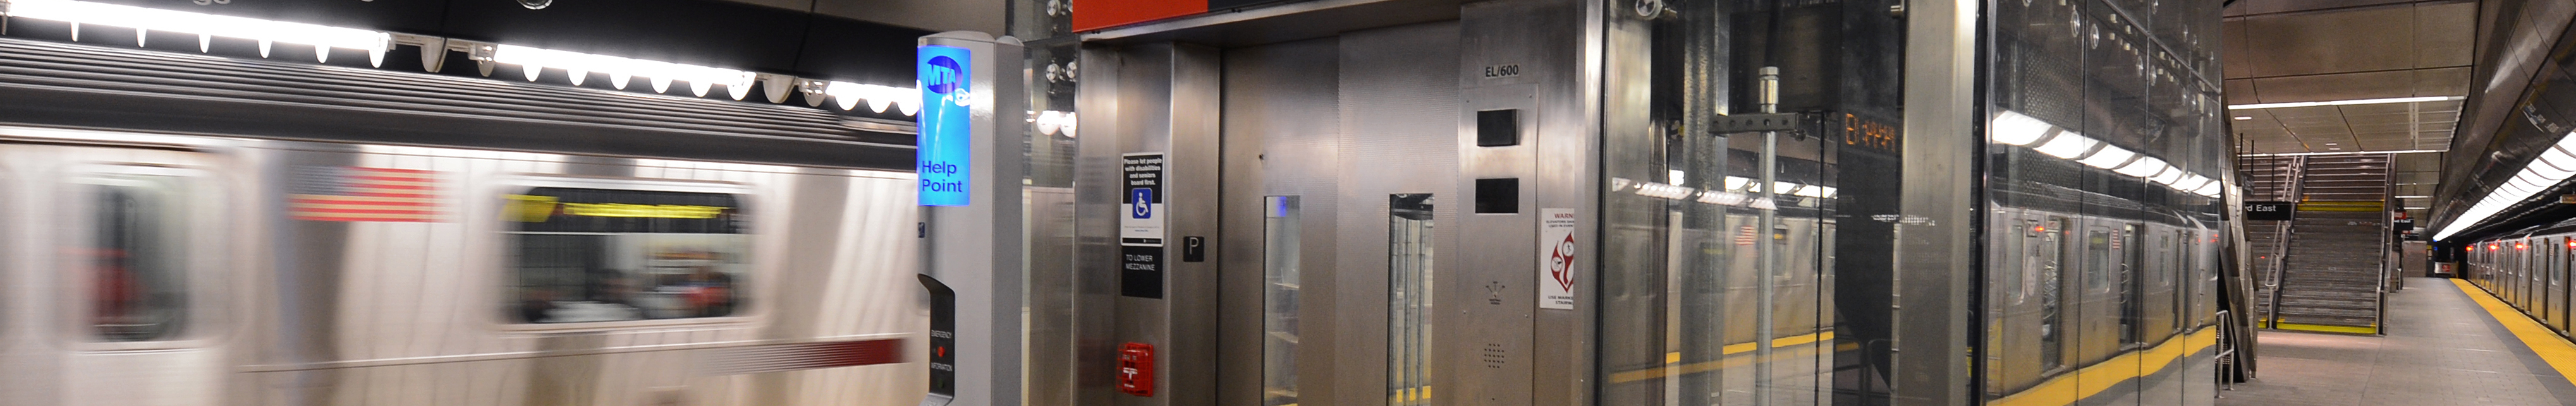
[917,45,971,206]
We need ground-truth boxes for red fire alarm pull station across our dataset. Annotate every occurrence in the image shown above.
[1118,342,1155,397]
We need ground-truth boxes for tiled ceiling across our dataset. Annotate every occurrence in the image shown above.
[2223,0,2475,155]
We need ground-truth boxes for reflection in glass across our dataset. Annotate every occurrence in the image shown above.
[1388,194,1434,406]
[86,174,190,342]
[506,187,748,323]
[1262,196,1302,406]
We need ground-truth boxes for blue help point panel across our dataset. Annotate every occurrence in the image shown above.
[917,45,971,206]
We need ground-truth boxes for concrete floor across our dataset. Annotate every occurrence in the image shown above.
[2217,278,2576,406]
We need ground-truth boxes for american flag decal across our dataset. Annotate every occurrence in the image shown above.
[290,166,441,222]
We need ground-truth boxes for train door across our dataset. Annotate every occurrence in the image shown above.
[2545,236,2565,328]
[3,139,233,406]
[2042,217,2071,372]
[2552,237,2565,328]
[2118,224,2144,349]
[2525,239,2538,309]
[2537,238,2549,322]
[2509,241,2522,305]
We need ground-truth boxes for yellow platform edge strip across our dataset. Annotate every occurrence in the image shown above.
[2270,322,2379,335]
[1609,331,1838,384]
[2452,278,2576,387]
[1984,328,2219,406]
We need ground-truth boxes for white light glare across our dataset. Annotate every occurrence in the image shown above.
[2113,157,2169,177]
[1991,111,2054,146]
[821,81,921,116]
[491,45,757,99]
[1634,182,1696,200]
[2077,145,2138,169]
[2149,168,2188,185]
[2033,132,2099,158]
[2227,96,2463,110]
[2436,131,2576,241]
[4,0,394,66]
[1033,110,1078,137]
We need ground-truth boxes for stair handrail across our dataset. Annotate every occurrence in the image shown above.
[2374,153,2396,334]
[2260,155,2307,328]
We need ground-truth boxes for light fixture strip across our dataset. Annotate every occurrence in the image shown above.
[2227,96,2465,110]
[2238,149,2446,157]
[2436,130,2576,241]
[4,0,393,64]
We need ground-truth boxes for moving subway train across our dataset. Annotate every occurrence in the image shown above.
[2464,224,2576,335]
[0,127,928,406]
[0,33,932,406]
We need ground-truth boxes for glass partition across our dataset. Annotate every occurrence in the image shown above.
[1388,193,1434,406]
[1263,196,1303,406]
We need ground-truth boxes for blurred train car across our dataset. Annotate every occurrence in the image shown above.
[0,35,930,406]
[2465,222,2576,336]
[1984,179,2219,402]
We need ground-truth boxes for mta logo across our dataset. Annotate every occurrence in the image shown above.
[925,56,963,95]
[1130,188,1154,219]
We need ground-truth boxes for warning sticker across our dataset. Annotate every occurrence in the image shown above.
[1537,208,1578,310]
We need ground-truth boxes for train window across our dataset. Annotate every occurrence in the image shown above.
[2085,230,2111,294]
[504,187,747,324]
[82,172,193,342]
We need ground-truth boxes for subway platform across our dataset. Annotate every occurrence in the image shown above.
[2219,277,2576,405]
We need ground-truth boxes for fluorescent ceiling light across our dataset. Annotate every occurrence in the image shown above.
[2078,146,2138,169]
[1033,110,1077,137]
[821,81,919,114]
[490,44,757,99]
[4,0,394,66]
[2191,182,2223,197]
[2233,116,2252,120]
[2034,133,2098,158]
[2171,175,2213,191]
[2149,169,2188,185]
[2239,149,2447,157]
[2227,96,2464,110]
[1991,111,2054,146]
[1724,176,1752,191]
[2438,130,2576,241]
[2113,157,2168,177]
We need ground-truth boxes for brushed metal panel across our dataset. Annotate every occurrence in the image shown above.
[2240,0,2415,15]
[2240,6,2419,77]
[2415,1,2477,68]
[1071,44,1125,406]
[2224,79,2257,104]
[1895,0,1975,403]
[2415,66,2471,96]
[1218,37,1341,406]
[1163,42,1226,406]
[1336,21,1461,406]
[2248,71,2420,103]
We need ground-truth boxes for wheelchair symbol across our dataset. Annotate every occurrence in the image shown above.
[1131,188,1154,218]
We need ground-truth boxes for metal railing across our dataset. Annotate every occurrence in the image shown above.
[2257,156,2305,329]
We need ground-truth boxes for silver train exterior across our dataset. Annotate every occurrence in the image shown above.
[2464,225,2576,335]
[0,126,929,406]
[1984,181,2223,405]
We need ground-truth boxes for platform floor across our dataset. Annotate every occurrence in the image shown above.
[2218,277,2576,405]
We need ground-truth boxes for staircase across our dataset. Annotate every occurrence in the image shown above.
[2238,155,2298,323]
[2269,154,2395,333]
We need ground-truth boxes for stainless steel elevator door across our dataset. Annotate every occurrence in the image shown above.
[1218,21,1463,406]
